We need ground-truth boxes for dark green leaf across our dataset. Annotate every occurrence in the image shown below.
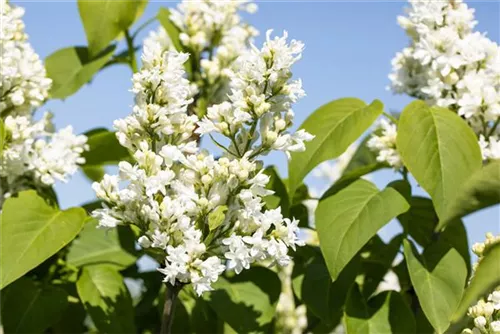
[345,284,416,334]
[358,235,402,298]
[82,165,105,182]
[263,166,290,214]
[77,264,136,333]
[205,266,281,332]
[1,277,68,333]
[288,98,383,196]
[292,247,360,325]
[0,190,86,289]
[46,46,116,99]
[396,101,482,218]
[82,128,131,167]
[316,179,409,279]
[398,197,471,272]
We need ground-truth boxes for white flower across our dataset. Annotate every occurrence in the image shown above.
[389,0,500,141]
[488,291,500,310]
[491,321,500,334]
[367,119,402,168]
[0,2,87,200]
[94,14,304,295]
[474,316,487,331]
[479,135,500,161]
[0,0,52,115]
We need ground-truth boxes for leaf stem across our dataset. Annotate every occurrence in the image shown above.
[125,29,138,73]
[132,16,157,39]
[382,111,399,125]
[160,283,183,334]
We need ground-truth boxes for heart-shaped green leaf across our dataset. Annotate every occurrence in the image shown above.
[205,267,281,332]
[403,239,467,333]
[396,101,482,218]
[67,219,137,269]
[345,284,415,334]
[316,179,409,280]
[46,46,116,99]
[0,190,86,289]
[78,0,147,57]
[288,98,383,196]
[437,161,500,231]
[77,264,136,333]
[1,277,68,333]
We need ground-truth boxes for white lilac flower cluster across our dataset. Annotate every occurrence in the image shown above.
[0,1,87,202]
[0,0,51,116]
[372,0,500,166]
[144,0,258,112]
[275,264,308,334]
[366,118,402,169]
[462,233,500,334]
[196,30,312,159]
[92,31,310,295]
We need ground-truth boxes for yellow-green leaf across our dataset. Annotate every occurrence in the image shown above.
[0,190,86,289]
[316,179,409,280]
[403,239,467,333]
[288,98,383,196]
[396,101,482,218]
[46,46,116,99]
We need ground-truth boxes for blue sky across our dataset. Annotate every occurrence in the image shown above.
[16,0,499,246]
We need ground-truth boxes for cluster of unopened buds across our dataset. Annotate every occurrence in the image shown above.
[93,23,312,295]
[0,0,87,202]
[462,233,500,334]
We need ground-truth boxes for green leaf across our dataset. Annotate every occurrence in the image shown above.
[398,196,471,273]
[1,277,69,333]
[67,219,137,269]
[292,247,360,325]
[82,128,131,167]
[205,266,281,332]
[288,98,383,196]
[396,101,482,218]
[358,235,403,298]
[208,205,228,231]
[403,239,467,333]
[46,46,116,99]
[263,166,290,214]
[78,0,147,56]
[82,165,105,182]
[316,179,409,280]
[157,8,183,52]
[77,264,136,333]
[453,243,500,321]
[342,131,382,174]
[345,285,415,334]
[0,190,86,289]
[321,162,387,200]
[437,161,500,231]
